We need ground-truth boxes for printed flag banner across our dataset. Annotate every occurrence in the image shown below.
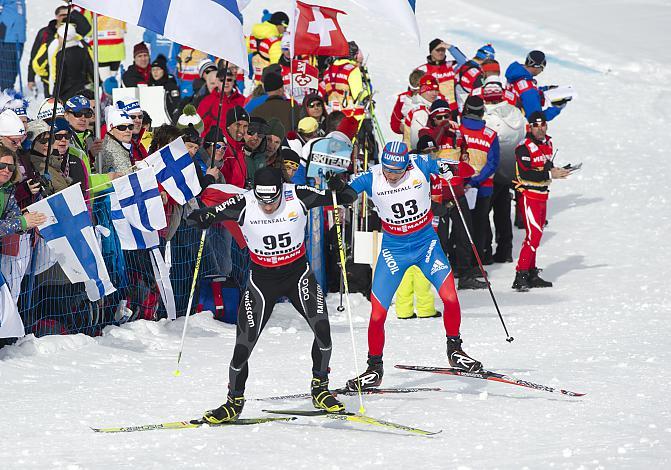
[27,184,116,302]
[74,0,247,69]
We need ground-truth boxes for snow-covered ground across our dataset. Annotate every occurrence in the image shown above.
[2,0,670,468]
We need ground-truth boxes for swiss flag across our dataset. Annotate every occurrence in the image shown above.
[294,1,349,57]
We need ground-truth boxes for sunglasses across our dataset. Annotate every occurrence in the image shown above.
[115,124,134,131]
[69,110,94,119]
[0,162,16,172]
[308,102,323,108]
[36,137,50,145]
[225,78,234,83]
[130,114,143,121]
[283,161,299,171]
[530,122,547,128]
[53,132,71,140]
[434,114,450,121]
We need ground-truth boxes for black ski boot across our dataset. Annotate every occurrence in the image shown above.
[458,275,487,290]
[512,271,530,292]
[203,393,245,424]
[346,355,383,391]
[311,376,345,413]
[446,336,483,372]
[528,268,553,288]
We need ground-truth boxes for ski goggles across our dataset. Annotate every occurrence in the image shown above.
[0,162,17,171]
[283,160,299,171]
[254,187,282,205]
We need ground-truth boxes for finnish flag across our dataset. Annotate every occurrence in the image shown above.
[110,193,177,320]
[0,270,24,339]
[139,137,201,206]
[74,0,247,69]
[111,167,167,233]
[27,184,116,302]
[110,192,160,251]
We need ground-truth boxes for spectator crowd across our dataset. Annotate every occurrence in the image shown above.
[0,4,573,344]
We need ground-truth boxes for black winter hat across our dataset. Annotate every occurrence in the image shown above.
[527,111,546,125]
[226,106,249,127]
[269,11,290,26]
[429,38,446,53]
[249,116,270,135]
[416,134,437,153]
[429,98,450,114]
[525,50,546,69]
[463,95,485,118]
[151,54,168,70]
[253,167,284,204]
[263,72,284,93]
[281,147,300,165]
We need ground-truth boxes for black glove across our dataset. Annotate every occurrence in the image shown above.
[553,97,572,109]
[326,171,346,192]
[187,208,217,229]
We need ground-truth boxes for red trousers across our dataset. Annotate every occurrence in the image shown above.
[516,192,547,272]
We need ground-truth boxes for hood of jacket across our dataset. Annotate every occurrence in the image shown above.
[505,61,532,84]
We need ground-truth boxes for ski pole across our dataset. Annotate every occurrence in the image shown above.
[331,190,366,414]
[174,228,208,376]
[445,180,514,342]
[337,206,346,312]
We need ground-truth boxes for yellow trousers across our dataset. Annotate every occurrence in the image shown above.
[395,266,436,318]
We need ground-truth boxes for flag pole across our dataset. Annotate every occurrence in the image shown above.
[211,60,229,168]
[44,0,74,161]
[290,0,298,130]
[93,13,103,173]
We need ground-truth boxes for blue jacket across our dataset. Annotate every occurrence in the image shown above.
[0,0,26,43]
[245,94,269,114]
[462,117,500,198]
[505,61,561,122]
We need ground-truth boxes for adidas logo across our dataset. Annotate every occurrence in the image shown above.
[430,259,449,275]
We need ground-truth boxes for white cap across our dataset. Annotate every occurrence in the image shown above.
[36,98,65,120]
[0,109,27,137]
[106,106,133,129]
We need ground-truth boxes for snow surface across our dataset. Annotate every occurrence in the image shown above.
[2,0,671,468]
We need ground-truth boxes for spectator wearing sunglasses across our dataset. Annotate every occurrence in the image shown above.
[512,112,570,291]
[300,94,328,135]
[0,109,27,154]
[116,98,149,165]
[244,117,270,184]
[505,50,566,122]
[0,144,47,239]
[197,68,244,137]
[405,74,445,148]
[100,107,134,174]
[63,95,97,157]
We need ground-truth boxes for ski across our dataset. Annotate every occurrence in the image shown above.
[395,365,585,397]
[262,409,441,436]
[91,416,295,433]
[253,386,442,401]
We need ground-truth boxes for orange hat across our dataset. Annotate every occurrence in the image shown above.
[419,75,440,94]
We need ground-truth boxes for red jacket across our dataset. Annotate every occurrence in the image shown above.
[390,90,413,135]
[197,88,245,136]
[220,129,247,188]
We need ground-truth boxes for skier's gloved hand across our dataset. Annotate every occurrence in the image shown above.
[326,171,346,192]
[437,160,454,181]
[553,97,572,109]
[187,208,217,229]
